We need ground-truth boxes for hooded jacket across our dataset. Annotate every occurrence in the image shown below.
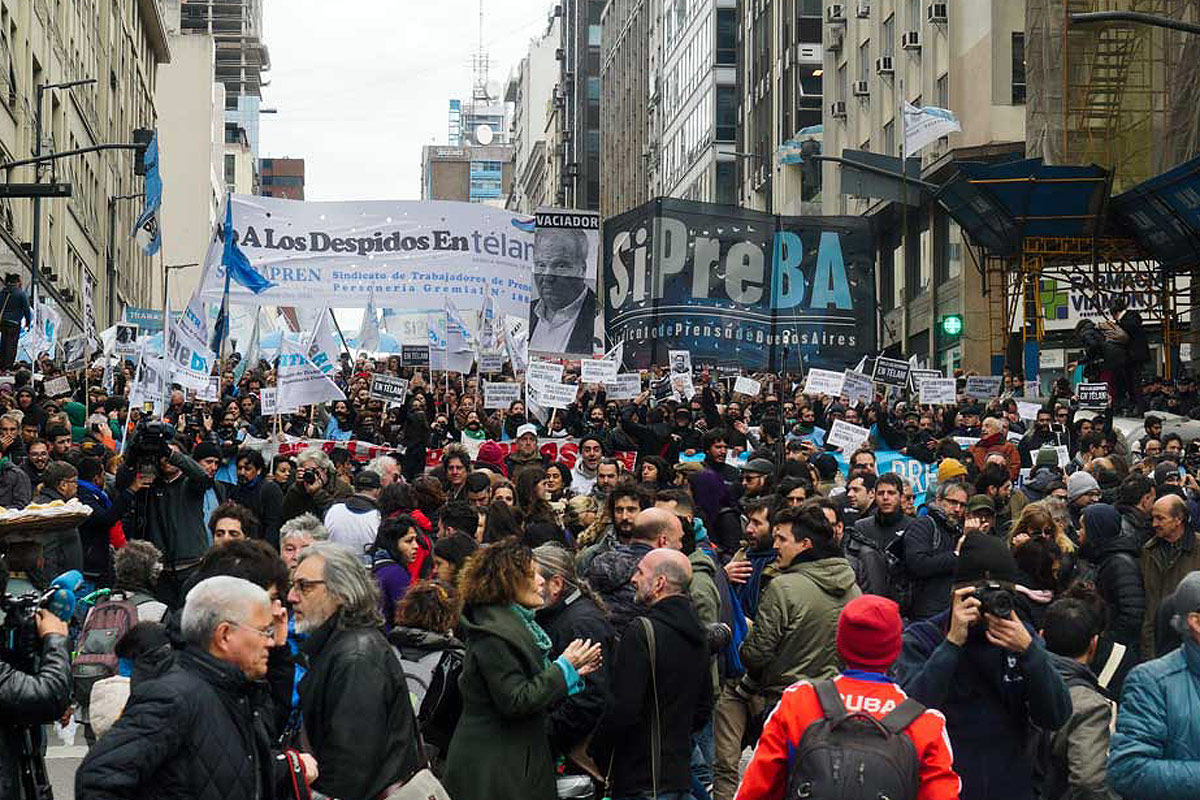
[0,458,30,510]
[1081,504,1146,653]
[589,595,714,798]
[903,506,962,620]
[1046,654,1119,800]
[738,555,861,704]
[536,588,616,753]
[583,540,653,634]
[386,626,464,762]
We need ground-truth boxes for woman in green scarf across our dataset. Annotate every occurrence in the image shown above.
[444,539,602,800]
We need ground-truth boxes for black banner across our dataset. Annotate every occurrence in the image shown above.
[602,198,876,371]
[1077,383,1110,410]
[873,356,911,387]
[401,345,430,368]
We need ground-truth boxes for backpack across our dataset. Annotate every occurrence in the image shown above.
[72,593,147,711]
[785,679,924,800]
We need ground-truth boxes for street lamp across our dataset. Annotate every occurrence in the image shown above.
[31,78,97,307]
[107,192,142,325]
[163,263,200,312]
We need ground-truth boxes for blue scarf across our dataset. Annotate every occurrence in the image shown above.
[78,479,110,508]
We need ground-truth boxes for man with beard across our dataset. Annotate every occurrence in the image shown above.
[287,544,420,800]
[902,480,969,620]
[592,458,623,502]
[230,447,284,548]
[504,424,549,484]
[1018,407,1062,467]
[528,228,596,355]
[581,487,661,631]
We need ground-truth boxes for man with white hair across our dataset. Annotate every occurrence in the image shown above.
[77,576,317,798]
[528,227,596,355]
[287,543,420,800]
[279,512,328,576]
[365,454,401,488]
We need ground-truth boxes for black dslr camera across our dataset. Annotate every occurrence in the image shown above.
[973,580,1015,619]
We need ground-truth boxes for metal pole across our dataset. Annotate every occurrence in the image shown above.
[1069,11,1200,36]
[30,85,44,308]
[107,197,117,325]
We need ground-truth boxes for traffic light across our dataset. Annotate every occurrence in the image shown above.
[941,314,963,338]
[132,129,154,176]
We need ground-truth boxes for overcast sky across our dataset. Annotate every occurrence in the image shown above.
[259,0,554,202]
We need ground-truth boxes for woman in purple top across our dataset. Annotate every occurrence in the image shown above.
[369,514,421,629]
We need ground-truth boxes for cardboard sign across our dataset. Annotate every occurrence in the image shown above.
[804,368,846,398]
[198,376,221,402]
[841,370,874,404]
[827,419,871,452]
[1016,401,1042,420]
[910,368,943,391]
[261,387,277,416]
[605,373,641,401]
[43,375,71,397]
[539,381,578,410]
[873,356,910,387]
[1077,383,1110,410]
[401,345,430,367]
[526,360,565,387]
[478,352,505,375]
[964,375,1003,399]
[733,375,762,397]
[918,377,957,405]
[484,380,522,409]
[369,374,409,404]
[580,358,619,384]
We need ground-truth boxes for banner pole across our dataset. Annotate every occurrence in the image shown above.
[328,310,354,361]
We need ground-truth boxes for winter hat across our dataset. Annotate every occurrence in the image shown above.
[1080,503,1122,554]
[192,441,222,462]
[837,595,903,669]
[516,423,539,440]
[1034,448,1060,469]
[354,470,382,491]
[937,458,968,483]
[954,532,1019,584]
[475,441,507,475]
[1067,471,1101,502]
[966,494,995,515]
[742,458,775,476]
[1169,571,1200,635]
[1154,460,1181,487]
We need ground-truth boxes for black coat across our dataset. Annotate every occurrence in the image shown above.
[0,634,72,800]
[584,541,654,634]
[75,648,287,800]
[902,507,961,620]
[536,589,616,753]
[298,612,420,800]
[229,477,285,548]
[1119,309,1150,362]
[1090,534,1146,654]
[589,595,713,798]
[76,481,134,585]
[844,527,890,597]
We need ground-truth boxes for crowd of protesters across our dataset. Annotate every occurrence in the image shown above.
[0,325,1198,800]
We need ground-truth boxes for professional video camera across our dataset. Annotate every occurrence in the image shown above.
[0,570,83,673]
[127,419,176,481]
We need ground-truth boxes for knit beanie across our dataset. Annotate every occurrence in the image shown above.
[937,458,967,483]
[1154,460,1180,487]
[836,595,903,669]
[1067,471,1100,502]
[476,441,507,475]
[954,532,1019,584]
[192,441,222,462]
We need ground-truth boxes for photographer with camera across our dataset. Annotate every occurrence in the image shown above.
[897,533,1071,800]
[0,553,73,800]
[280,447,352,525]
[116,421,214,608]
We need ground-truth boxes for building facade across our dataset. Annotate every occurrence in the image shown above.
[260,156,304,200]
[0,0,169,332]
[420,144,514,206]
[598,0,657,219]
[505,14,559,214]
[544,0,605,210]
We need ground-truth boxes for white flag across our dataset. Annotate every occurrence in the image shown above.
[903,102,961,155]
[278,337,346,409]
[306,308,340,376]
[357,294,381,353]
[444,298,475,374]
[234,310,262,381]
[504,314,530,374]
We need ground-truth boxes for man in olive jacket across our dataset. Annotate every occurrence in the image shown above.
[737,504,861,708]
[1141,495,1200,658]
[288,544,419,800]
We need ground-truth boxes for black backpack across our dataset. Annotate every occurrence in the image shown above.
[785,679,924,800]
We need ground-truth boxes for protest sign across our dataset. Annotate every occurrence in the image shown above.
[827,419,871,452]
[918,377,957,405]
[478,352,505,375]
[668,350,693,377]
[580,357,619,384]
[733,375,762,397]
[369,374,409,404]
[651,377,674,403]
[1055,445,1071,468]
[910,368,943,391]
[277,338,346,409]
[1077,383,1110,410]
[529,209,600,357]
[526,360,565,387]
[43,376,71,397]
[484,381,522,409]
[401,344,430,368]
[62,336,86,369]
[804,368,845,398]
[953,436,980,450]
[965,375,1003,400]
[669,372,696,400]
[114,324,140,357]
[1016,401,1042,420]
[605,373,641,401]
[198,376,221,402]
[261,387,277,416]
[873,356,910,387]
[539,381,578,410]
[841,370,874,404]
[1024,380,1041,398]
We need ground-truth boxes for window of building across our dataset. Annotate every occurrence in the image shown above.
[716,86,737,142]
[716,9,736,65]
[838,62,848,103]
[588,24,601,47]
[948,219,963,278]
[883,119,894,156]
[224,154,235,188]
[907,0,920,29]
[858,40,871,83]
[918,226,932,296]
[587,77,601,101]
[893,240,905,309]
[716,160,736,205]
[883,15,895,58]
[936,73,948,108]
[1012,33,1026,104]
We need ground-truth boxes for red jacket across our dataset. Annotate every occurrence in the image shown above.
[968,433,1021,481]
[735,673,960,800]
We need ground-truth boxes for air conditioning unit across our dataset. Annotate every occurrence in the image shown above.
[902,30,922,50]
[876,56,894,75]
[830,100,847,118]
[927,2,947,23]
[827,4,846,23]
[852,80,870,96]
[827,29,844,51]
[856,3,870,18]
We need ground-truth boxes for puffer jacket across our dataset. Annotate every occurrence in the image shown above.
[583,540,653,634]
[738,555,861,705]
[0,459,30,509]
[0,634,71,800]
[1115,503,1153,549]
[75,648,288,800]
[1108,638,1200,800]
[1081,504,1146,653]
[852,508,912,553]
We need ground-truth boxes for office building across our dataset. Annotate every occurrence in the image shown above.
[260,157,305,200]
[598,0,657,219]
[421,144,514,206]
[0,0,169,330]
[545,0,605,210]
[505,14,560,213]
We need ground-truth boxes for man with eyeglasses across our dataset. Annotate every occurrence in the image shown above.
[903,480,969,620]
[77,575,319,799]
[528,227,596,355]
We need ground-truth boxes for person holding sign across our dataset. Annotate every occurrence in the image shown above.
[529,228,596,356]
[967,417,1021,481]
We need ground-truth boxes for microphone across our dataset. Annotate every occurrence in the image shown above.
[43,570,84,621]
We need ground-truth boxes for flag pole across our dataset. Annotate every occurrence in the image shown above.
[899,78,910,366]
[328,310,354,360]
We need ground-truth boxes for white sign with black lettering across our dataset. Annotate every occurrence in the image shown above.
[580,358,619,384]
[841,370,874,404]
[1016,401,1042,420]
[539,381,578,410]
[668,350,692,376]
[605,373,641,401]
[478,352,505,375]
[369,374,409,404]
[826,419,871,452]
[260,387,277,416]
[198,376,221,402]
[733,376,762,397]
[484,381,522,409]
[918,377,957,405]
[965,375,1003,400]
[804,368,846,398]
[43,376,71,398]
[1077,383,1110,410]
[910,369,943,392]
